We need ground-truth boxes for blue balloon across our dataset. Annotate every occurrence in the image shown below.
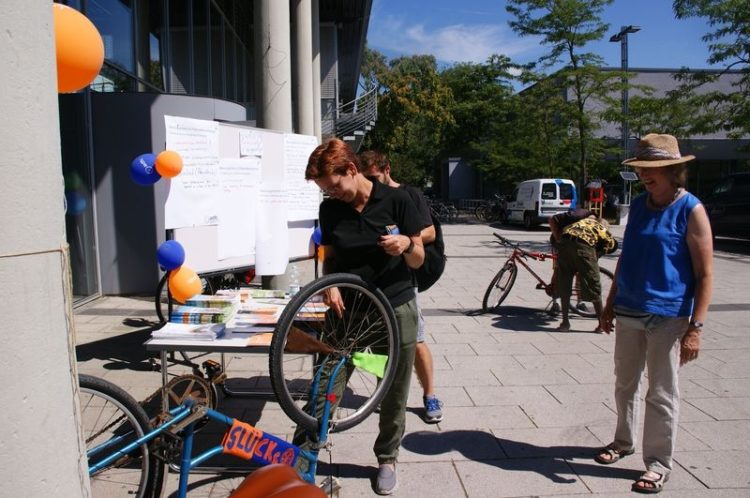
[157,240,185,271]
[130,153,161,185]
[65,190,87,216]
[311,226,322,245]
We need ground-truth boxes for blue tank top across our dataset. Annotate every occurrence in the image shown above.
[614,191,700,317]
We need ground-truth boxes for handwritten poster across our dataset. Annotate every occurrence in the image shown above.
[164,115,221,229]
[217,157,261,260]
[255,183,289,275]
[239,129,264,157]
[284,134,320,221]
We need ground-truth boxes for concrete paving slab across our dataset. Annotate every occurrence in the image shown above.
[73,219,750,497]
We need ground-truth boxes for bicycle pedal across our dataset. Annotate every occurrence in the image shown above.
[319,476,342,495]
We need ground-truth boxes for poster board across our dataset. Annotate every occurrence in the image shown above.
[164,117,320,275]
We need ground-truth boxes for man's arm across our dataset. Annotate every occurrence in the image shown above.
[421,225,436,245]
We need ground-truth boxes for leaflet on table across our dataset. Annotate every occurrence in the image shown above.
[170,305,236,324]
[151,323,226,341]
[185,294,241,308]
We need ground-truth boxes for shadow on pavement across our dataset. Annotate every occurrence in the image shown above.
[402,430,640,484]
[76,326,157,371]
[714,236,750,256]
[483,306,563,333]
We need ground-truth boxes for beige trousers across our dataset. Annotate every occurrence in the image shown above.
[613,312,689,476]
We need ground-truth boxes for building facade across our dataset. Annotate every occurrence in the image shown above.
[57,0,374,303]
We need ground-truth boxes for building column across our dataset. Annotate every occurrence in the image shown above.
[0,1,89,495]
[254,0,293,132]
[311,0,322,141]
[293,0,315,137]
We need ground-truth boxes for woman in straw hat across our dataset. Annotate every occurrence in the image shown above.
[595,134,713,494]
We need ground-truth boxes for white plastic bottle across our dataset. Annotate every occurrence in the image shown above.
[288,264,300,296]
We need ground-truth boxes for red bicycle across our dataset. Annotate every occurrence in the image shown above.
[482,233,614,316]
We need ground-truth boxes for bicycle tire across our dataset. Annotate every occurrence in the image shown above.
[79,374,164,498]
[482,263,518,313]
[269,273,400,434]
[570,267,615,318]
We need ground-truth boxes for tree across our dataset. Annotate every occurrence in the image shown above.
[673,0,750,142]
[364,54,454,186]
[439,55,519,190]
[506,0,621,186]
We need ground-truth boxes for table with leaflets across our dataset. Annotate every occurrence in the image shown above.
[144,289,292,400]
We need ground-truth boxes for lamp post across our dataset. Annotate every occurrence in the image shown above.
[609,24,640,204]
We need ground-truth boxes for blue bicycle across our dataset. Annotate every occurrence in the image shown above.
[81,273,400,497]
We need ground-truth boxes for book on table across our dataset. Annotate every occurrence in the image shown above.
[151,322,226,341]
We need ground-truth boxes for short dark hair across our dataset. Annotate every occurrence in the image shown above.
[665,163,688,188]
[358,150,389,172]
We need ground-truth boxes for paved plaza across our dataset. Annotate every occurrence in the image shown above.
[75,218,750,497]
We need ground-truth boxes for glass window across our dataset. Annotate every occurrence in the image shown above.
[541,183,557,199]
[193,0,210,95]
[211,4,225,98]
[559,183,575,200]
[168,0,190,93]
[146,1,164,89]
[91,64,136,92]
[225,29,237,101]
[87,0,135,72]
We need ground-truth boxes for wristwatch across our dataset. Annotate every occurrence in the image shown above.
[689,319,704,330]
[404,238,415,255]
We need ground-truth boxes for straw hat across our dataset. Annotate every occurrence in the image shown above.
[622,133,695,168]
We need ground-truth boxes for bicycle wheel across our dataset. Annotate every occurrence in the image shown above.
[79,374,164,498]
[269,273,400,434]
[570,267,615,318]
[482,262,518,313]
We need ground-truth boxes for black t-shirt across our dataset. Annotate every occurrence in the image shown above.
[319,180,423,307]
[400,185,433,230]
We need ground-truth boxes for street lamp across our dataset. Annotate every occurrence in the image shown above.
[610,24,640,204]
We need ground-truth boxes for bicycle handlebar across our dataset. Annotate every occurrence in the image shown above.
[492,233,552,261]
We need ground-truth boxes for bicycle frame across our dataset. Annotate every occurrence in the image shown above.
[500,244,556,292]
[88,356,350,498]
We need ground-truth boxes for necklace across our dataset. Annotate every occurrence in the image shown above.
[648,188,682,211]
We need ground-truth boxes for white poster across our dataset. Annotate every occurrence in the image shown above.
[164,115,221,229]
[217,157,261,260]
[284,134,321,222]
[239,129,264,157]
[255,183,289,276]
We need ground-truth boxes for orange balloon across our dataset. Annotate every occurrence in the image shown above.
[229,464,302,498]
[53,4,104,93]
[267,480,326,498]
[168,266,201,303]
[155,150,184,178]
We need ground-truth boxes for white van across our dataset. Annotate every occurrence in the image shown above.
[505,178,577,228]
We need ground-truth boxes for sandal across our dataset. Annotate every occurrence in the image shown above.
[594,443,634,465]
[632,471,668,494]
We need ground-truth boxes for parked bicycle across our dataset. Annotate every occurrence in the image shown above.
[428,198,459,223]
[482,233,614,316]
[82,273,401,497]
[474,194,508,223]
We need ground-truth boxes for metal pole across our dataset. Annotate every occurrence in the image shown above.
[620,27,630,204]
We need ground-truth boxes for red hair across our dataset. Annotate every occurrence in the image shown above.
[305,138,360,180]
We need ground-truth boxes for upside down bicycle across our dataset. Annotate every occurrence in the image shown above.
[482,233,614,316]
[81,273,401,497]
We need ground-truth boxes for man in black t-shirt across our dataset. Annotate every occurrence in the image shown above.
[360,151,444,424]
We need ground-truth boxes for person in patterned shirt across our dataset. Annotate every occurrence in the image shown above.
[555,215,618,332]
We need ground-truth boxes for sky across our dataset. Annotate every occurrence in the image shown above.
[367,0,718,72]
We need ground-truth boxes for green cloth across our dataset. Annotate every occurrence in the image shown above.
[352,352,388,378]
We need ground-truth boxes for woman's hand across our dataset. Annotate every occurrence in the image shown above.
[599,304,615,334]
[680,328,701,365]
[324,286,345,318]
[378,234,409,256]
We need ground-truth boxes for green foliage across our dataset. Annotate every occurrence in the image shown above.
[506,0,621,187]
[672,0,750,142]
[364,54,454,186]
